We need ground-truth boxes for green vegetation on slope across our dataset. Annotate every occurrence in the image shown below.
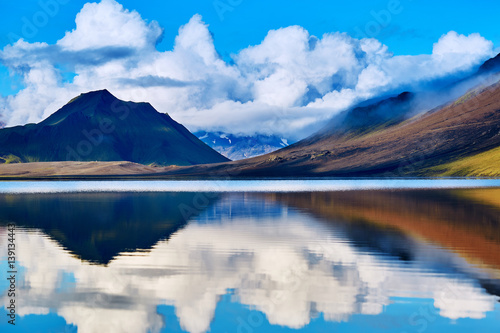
[429,145,500,177]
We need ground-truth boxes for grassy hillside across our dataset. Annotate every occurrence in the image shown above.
[429,145,500,177]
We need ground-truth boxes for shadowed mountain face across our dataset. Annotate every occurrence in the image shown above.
[479,53,500,75]
[0,192,217,264]
[0,90,229,166]
[318,91,416,138]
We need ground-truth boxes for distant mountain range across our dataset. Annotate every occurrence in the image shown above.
[195,131,290,160]
[0,90,228,166]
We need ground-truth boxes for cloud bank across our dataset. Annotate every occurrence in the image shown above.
[0,0,495,139]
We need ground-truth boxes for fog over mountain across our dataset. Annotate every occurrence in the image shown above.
[160,61,500,177]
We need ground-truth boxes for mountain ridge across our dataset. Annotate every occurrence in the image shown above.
[0,89,229,166]
[478,53,500,74]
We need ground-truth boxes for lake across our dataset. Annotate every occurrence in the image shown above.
[1,180,500,333]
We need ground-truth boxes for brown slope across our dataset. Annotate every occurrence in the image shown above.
[0,161,169,178]
[159,79,500,178]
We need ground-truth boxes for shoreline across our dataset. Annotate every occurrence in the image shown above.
[1,161,500,180]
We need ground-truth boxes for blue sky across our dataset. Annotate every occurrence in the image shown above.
[1,0,499,58]
[0,0,498,137]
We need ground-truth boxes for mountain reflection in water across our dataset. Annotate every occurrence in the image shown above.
[1,188,499,333]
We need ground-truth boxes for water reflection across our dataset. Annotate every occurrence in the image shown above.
[0,192,216,264]
[1,189,500,333]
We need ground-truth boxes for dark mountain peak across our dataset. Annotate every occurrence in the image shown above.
[71,90,159,118]
[0,91,229,165]
[88,89,115,101]
[478,53,500,74]
[395,91,414,101]
[68,88,116,105]
[48,89,167,128]
[84,88,113,96]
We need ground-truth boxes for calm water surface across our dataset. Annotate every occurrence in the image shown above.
[1,181,500,333]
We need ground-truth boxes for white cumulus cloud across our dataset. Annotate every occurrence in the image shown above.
[58,0,163,51]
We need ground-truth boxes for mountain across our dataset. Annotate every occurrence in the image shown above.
[0,121,5,129]
[195,53,500,163]
[478,53,500,74]
[317,91,416,138]
[321,52,500,142]
[0,90,229,166]
[196,131,291,160]
[160,74,500,177]
[190,52,500,168]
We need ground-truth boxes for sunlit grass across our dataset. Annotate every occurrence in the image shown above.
[431,146,500,177]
